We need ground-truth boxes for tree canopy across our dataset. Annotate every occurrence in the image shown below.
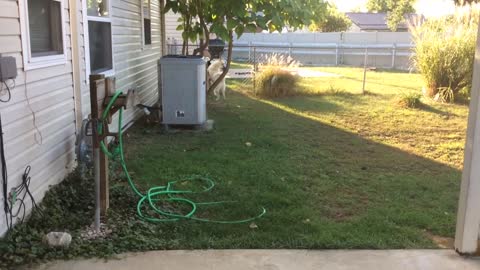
[454,0,480,5]
[309,4,352,32]
[366,0,415,31]
[165,0,328,91]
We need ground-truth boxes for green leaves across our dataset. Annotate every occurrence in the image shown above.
[235,24,245,37]
[166,0,328,45]
[366,0,416,31]
[226,19,237,31]
[309,4,352,32]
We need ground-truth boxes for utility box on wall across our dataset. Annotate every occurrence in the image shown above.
[160,56,207,125]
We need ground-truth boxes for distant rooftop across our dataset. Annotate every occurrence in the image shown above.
[345,12,425,31]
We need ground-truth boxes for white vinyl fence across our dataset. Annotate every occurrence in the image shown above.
[232,32,414,70]
[167,32,415,70]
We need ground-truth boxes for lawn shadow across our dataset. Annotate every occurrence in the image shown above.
[227,91,461,242]
[419,103,461,118]
[123,90,461,249]
[338,74,420,92]
[418,102,458,117]
[268,92,369,115]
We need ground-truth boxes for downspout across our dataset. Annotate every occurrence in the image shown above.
[158,0,167,107]
[69,0,84,131]
[160,0,167,56]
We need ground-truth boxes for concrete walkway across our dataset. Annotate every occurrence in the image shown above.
[32,250,480,270]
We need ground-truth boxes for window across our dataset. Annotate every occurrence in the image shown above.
[86,0,114,75]
[142,0,152,46]
[20,0,67,69]
[88,21,113,73]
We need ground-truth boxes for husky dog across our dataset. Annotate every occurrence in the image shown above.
[207,59,227,100]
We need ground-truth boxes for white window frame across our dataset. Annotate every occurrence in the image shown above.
[141,0,152,49]
[84,0,115,77]
[19,0,68,70]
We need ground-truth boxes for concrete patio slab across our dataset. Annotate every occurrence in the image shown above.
[31,250,480,270]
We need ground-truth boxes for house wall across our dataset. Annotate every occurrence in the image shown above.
[165,11,182,42]
[164,11,185,54]
[80,0,163,128]
[348,24,362,32]
[0,0,77,236]
[0,0,163,236]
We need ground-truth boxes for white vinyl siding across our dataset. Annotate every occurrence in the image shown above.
[0,0,163,236]
[109,0,161,127]
[0,0,76,236]
[165,11,182,43]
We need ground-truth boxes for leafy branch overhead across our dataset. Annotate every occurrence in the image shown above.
[164,0,328,92]
[166,0,328,42]
[366,0,415,31]
[309,4,352,32]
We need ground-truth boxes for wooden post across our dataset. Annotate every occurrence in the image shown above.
[89,74,110,217]
[455,25,480,254]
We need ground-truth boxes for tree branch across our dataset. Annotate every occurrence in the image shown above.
[193,15,210,56]
[208,31,233,93]
[192,0,209,56]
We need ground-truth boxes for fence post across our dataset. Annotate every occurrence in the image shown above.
[392,43,397,69]
[335,44,339,66]
[248,41,252,61]
[253,46,257,94]
[362,47,368,94]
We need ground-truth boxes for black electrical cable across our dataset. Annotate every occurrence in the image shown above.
[0,114,11,230]
[0,81,12,103]
[8,166,44,225]
[1,114,43,231]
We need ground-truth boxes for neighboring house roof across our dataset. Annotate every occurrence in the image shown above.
[345,12,425,31]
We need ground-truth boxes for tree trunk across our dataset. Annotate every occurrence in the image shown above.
[208,31,233,93]
[193,20,210,56]
[193,2,209,56]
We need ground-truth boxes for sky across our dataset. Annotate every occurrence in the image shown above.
[331,0,456,17]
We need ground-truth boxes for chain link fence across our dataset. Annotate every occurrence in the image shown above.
[167,41,415,93]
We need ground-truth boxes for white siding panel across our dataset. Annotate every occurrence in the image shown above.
[0,36,21,53]
[110,0,161,129]
[165,11,182,41]
[0,0,18,18]
[0,18,20,35]
[0,0,77,236]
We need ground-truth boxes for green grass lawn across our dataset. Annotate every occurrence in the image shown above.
[230,61,253,69]
[0,67,469,268]
[122,67,467,248]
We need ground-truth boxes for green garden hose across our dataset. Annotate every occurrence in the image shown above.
[98,91,266,223]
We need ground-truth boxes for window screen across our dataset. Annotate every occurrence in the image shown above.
[88,21,113,74]
[28,0,63,57]
[143,0,151,45]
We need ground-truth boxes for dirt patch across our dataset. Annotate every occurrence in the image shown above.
[425,231,454,249]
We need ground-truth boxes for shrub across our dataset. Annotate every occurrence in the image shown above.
[395,93,422,108]
[258,53,300,69]
[411,5,478,102]
[256,67,299,98]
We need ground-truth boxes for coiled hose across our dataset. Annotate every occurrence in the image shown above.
[98,91,266,223]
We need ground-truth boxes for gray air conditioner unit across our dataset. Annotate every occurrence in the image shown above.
[160,56,207,125]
